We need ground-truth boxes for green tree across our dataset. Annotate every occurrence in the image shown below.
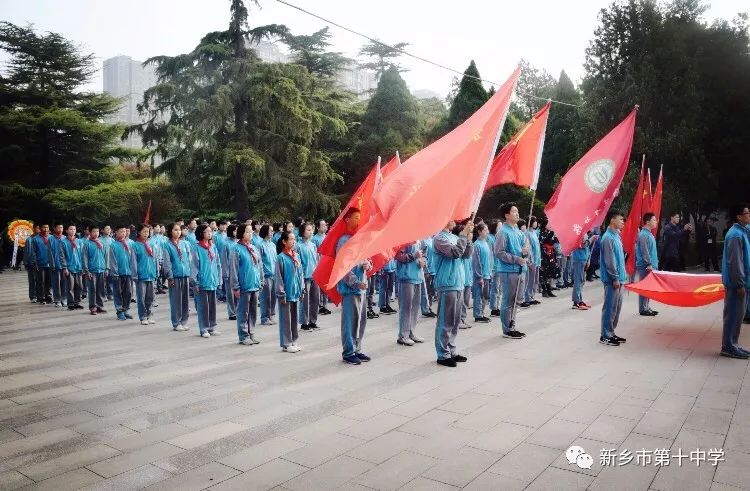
[358,40,409,79]
[439,60,488,134]
[132,0,344,220]
[284,27,351,79]
[512,59,556,119]
[0,22,143,224]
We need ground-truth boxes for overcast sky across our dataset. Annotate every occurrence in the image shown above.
[1,0,746,97]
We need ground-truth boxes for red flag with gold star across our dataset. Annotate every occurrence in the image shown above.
[625,271,724,307]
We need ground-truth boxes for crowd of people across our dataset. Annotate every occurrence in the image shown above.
[18,202,750,365]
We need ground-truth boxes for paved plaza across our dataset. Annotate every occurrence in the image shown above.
[0,269,749,490]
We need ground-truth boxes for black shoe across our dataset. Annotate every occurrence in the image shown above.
[720,349,749,360]
[490,309,501,317]
[515,330,526,337]
[343,355,361,365]
[744,317,750,325]
[649,310,659,315]
[310,323,320,329]
[613,335,627,343]
[600,336,620,346]
[301,324,313,331]
[452,354,468,363]
[541,291,550,298]
[356,352,371,362]
[547,291,556,297]
[437,358,457,367]
[502,331,524,339]
[319,307,332,315]
[639,311,657,317]
[67,305,76,311]
[422,310,437,318]
[474,317,490,323]
[96,307,107,313]
[228,315,237,320]
[367,309,378,319]
[530,300,541,305]
[518,302,531,308]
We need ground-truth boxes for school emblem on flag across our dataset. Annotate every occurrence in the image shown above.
[584,159,615,193]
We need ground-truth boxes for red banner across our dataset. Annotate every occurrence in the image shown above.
[625,271,724,307]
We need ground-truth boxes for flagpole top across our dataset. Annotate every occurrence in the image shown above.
[634,104,640,111]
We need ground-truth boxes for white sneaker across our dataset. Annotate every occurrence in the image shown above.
[261,320,273,326]
[54,302,61,308]
[209,330,221,336]
[410,335,425,343]
[283,345,300,353]
[201,332,210,338]
[181,324,190,330]
[398,338,415,346]
[148,317,156,324]
[173,325,187,332]
[293,344,302,351]
[141,319,149,325]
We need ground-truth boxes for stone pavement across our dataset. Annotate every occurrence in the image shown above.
[0,269,748,491]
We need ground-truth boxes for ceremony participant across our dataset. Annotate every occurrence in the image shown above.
[131,224,158,325]
[50,222,66,307]
[434,218,474,367]
[489,220,503,316]
[24,224,39,302]
[495,203,528,339]
[662,212,692,272]
[214,220,228,302]
[472,222,492,323]
[699,216,720,272]
[720,203,750,359]
[275,230,304,353]
[636,213,660,316]
[312,219,331,315]
[570,231,592,310]
[163,222,191,331]
[420,236,437,318]
[599,210,628,346]
[30,223,53,304]
[221,224,238,320]
[107,226,134,321]
[191,223,221,337]
[366,273,379,319]
[259,224,277,325]
[230,223,262,345]
[458,222,474,328]
[297,223,320,331]
[336,208,372,365]
[60,224,84,310]
[101,225,114,300]
[151,224,168,294]
[524,217,542,306]
[82,225,107,315]
[251,220,263,249]
[516,219,531,309]
[539,219,560,297]
[379,258,398,315]
[395,240,426,346]
[185,218,198,245]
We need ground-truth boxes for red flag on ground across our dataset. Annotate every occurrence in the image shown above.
[625,271,724,307]
[484,102,550,192]
[544,108,637,255]
[327,67,521,288]
[651,166,664,238]
[144,200,152,225]
[622,162,646,276]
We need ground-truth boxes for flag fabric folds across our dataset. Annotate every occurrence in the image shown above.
[651,166,664,238]
[544,108,637,255]
[625,271,724,307]
[484,101,550,192]
[326,67,521,289]
[622,162,646,277]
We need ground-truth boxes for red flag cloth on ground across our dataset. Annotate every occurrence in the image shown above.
[328,67,521,288]
[622,163,646,277]
[651,166,664,238]
[144,200,152,225]
[544,108,637,255]
[484,101,550,192]
[625,271,724,307]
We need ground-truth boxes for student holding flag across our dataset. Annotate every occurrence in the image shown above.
[163,222,191,331]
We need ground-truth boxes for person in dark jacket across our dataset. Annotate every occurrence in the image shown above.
[661,212,692,272]
[698,217,720,272]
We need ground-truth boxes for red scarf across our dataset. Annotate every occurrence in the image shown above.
[40,233,49,245]
[118,239,130,254]
[171,239,182,259]
[198,240,213,261]
[66,236,77,249]
[90,237,102,249]
[284,249,300,267]
[241,240,258,264]
[137,237,153,257]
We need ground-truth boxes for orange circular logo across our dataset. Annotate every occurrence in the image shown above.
[693,283,724,294]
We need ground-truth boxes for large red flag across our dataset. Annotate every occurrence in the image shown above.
[544,108,637,255]
[484,102,550,192]
[625,271,723,307]
[326,67,521,288]
[644,167,653,210]
[651,166,664,238]
[622,162,645,276]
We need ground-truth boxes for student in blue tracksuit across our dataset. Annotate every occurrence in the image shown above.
[420,236,437,318]
[433,219,474,367]
[191,223,221,337]
[185,218,198,246]
[297,223,320,331]
[100,225,114,300]
[312,219,331,315]
[570,231,592,311]
[214,220,228,302]
[251,220,264,250]
[524,217,542,306]
[60,224,84,310]
[82,225,107,315]
[720,204,750,359]
[230,223,263,346]
[494,203,529,339]
[395,240,426,346]
[488,220,502,317]
[275,231,304,352]
[336,208,372,365]
[24,225,39,302]
[599,210,628,346]
[220,224,238,320]
[132,224,158,325]
[458,223,474,328]
[107,226,135,321]
[636,213,660,316]
[163,222,192,331]
[49,223,66,307]
[516,219,531,309]
[258,224,277,325]
[30,223,53,303]
[472,223,492,323]
[379,259,397,315]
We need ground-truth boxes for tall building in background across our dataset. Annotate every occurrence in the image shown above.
[102,55,157,149]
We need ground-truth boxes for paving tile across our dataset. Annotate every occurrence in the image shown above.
[219,436,304,472]
[420,446,502,488]
[145,462,239,491]
[588,461,659,491]
[338,412,410,441]
[79,464,173,491]
[526,466,594,490]
[0,428,79,459]
[438,392,495,415]
[486,443,561,484]
[282,415,355,444]
[525,418,589,451]
[463,471,526,491]
[165,422,247,450]
[106,423,192,452]
[581,414,638,445]
[467,421,535,454]
[282,433,364,468]
[208,459,307,491]
[0,470,33,490]
[398,409,460,438]
[498,401,561,428]
[399,477,458,491]
[18,443,120,481]
[650,393,697,414]
[86,442,183,478]
[556,399,609,425]
[284,455,372,490]
[23,468,104,491]
[336,397,400,421]
[355,451,437,491]
[346,431,427,465]
[632,409,688,440]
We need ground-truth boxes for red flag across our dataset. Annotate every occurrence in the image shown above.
[144,200,152,225]
[625,271,723,307]
[484,101,550,192]
[544,108,637,255]
[644,167,653,210]
[328,67,520,288]
[622,162,646,276]
[651,166,664,238]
